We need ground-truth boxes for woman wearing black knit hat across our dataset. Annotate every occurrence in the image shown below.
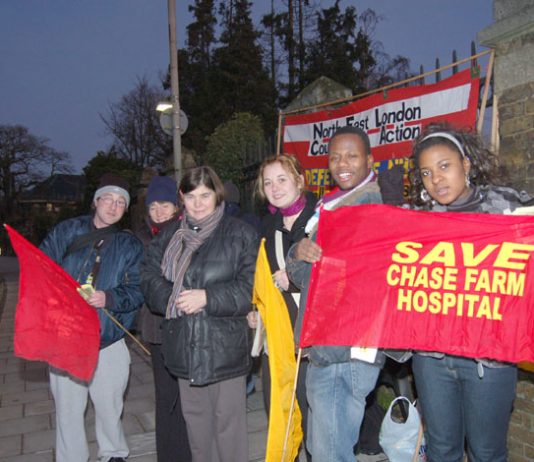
[137,175,191,462]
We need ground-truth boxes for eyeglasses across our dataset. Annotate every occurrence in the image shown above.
[98,196,127,208]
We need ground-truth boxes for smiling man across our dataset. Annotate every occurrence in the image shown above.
[286,126,386,462]
[40,173,144,462]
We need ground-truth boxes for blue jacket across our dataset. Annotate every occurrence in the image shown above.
[40,215,144,348]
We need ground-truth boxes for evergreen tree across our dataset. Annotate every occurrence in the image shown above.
[174,0,410,166]
[297,0,308,90]
[211,0,276,135]
[188,0,217,67]
[286,0,296,100]
[260,0,317,105]
[304,0,375,93]
[204,112,264,188]
[260,0,279,86]
[176,0,218,163]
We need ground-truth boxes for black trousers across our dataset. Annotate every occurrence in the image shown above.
[150,343,192,462]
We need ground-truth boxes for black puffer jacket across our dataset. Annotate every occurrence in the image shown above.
[140,214,258,386]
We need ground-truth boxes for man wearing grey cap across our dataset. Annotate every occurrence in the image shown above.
[40,173,144,462]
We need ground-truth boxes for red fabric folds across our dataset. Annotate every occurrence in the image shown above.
[7,225,100,381]
[300,205,534,363]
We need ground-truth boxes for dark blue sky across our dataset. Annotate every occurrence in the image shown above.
[0,1,493,172]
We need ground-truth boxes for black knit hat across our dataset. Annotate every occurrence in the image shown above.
[145,176,177,206]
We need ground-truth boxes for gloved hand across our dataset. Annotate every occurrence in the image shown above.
[378,164,406,206]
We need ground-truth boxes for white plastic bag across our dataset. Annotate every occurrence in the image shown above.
[379,396,425,462]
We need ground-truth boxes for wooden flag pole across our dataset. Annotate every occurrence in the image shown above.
[276,111,283,156]
[281,347,303,462]
[477,49,495,134]
[412,421,424,462]
[491,93,500,154]
[102,307,151,356]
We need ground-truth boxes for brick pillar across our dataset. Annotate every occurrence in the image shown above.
[509,370,534,461]
[479,3,534,461]
[478,1,534,192]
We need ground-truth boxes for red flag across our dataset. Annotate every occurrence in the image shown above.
[6,225,100,381]
[300,205,534,363]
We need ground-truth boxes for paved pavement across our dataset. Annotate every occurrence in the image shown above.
[0,256,386,462]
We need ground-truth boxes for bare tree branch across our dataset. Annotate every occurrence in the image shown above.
[100,76,171,169]
[0,124,73,216]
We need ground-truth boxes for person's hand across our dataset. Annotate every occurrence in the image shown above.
[177,289,207,315]
[88,290,106,309]
[273,269,290,291]
[295,238,322,263]
[247,311,258,329]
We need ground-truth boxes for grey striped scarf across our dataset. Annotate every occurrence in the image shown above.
[161,202,225,318]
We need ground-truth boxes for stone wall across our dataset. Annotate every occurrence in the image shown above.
[479,1,534,193]
[479,2,534,461]
[509,370,534,461]
[498,80,534,191]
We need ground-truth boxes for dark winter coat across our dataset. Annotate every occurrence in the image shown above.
[260,191,317,327]
[140,214,258,386]
[39,215,144,348]
[136,216,179,344]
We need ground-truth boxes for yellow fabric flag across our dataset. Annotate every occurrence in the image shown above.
[253,240,303,462]
[519,362,534,373]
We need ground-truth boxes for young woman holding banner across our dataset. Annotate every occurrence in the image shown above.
[408,122,529,462]
[247,154,316,461]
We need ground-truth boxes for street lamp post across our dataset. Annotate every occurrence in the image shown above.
[167,0,182,182]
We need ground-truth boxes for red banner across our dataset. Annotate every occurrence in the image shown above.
[283,69,480,196]
[300,205,534,363]
[7,225,100,381]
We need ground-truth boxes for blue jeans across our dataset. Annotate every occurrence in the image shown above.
[412,355,517,462]
[306,360,381,462]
